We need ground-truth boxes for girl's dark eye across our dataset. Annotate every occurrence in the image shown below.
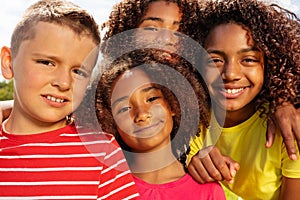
[206,58,223,65]
[243,58,259,63]
[147,96,159,102]
[117,107,131,114]
[143,27,159,32]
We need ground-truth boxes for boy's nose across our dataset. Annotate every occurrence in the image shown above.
[51,68,72,91]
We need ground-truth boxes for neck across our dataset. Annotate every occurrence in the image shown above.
[214,102,256,128]
[125,144,186,184]
[4,110,67,135]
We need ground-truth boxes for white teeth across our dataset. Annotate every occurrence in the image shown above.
[225,88,244,94]
[46,95,64,103]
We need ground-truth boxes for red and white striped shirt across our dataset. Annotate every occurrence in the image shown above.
[0,124,139,200]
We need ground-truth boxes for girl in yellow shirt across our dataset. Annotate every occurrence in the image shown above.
[187,0,300,199]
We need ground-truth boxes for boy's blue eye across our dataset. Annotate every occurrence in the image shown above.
[36,60,54,66]
[73,69,88,78]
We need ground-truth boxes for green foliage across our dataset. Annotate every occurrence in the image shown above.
[0,80,14,100]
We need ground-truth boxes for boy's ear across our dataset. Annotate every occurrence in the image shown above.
[1,46,14,79]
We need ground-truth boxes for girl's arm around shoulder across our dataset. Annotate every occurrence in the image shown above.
[0,100,13,123]
[280,177,300,200]
[266,103,300,160]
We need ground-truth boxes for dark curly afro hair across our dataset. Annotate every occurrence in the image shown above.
[100,0,201,57]
[78,48,210,164]
[187,0,300,116]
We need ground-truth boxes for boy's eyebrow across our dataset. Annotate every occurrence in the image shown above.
[112,86,159,108]
[139,17,180,25]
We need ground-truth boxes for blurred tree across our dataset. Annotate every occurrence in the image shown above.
[0,80,14,100]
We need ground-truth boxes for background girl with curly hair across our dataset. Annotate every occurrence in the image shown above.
[100,0,197,57]
[188,0,300,199]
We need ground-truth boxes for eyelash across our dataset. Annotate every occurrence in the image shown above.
[147,96,159,102]
[36,59,89,79]
[116,96,160,114]
[36,59,54,66]
[143,27,159,32]
[72,69,89,78]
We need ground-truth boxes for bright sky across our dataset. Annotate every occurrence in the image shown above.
[0,1,120,47]
[0,0,299,81]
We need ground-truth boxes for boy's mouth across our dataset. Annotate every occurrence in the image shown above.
[45,95,65,103]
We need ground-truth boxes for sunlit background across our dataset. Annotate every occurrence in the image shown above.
[0,0,299,81]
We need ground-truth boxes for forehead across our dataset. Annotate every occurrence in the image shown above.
[141,1,181,22]
[19,22,97,67]
[205,23,254,48]
[111,69,153,99]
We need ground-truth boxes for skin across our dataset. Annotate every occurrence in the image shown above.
[203,23,264,127]
[0,0,299,158]
[134,1,182,53]
[111,68,185,184]
[0,22,97,134]
[188,23,300,199]
[266,104,300,160]
[189,23,263,183]
[111,69,175,153]
[135,1,300,160]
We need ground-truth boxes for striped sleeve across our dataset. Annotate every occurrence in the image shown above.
[0,125,139,199]
[97,135,139,199]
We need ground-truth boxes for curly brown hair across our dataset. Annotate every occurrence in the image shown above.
[100,0,200,56]
[188,0,300,116]
[84,49,210,163]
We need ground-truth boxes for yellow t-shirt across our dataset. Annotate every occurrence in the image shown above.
[188,111,300,200]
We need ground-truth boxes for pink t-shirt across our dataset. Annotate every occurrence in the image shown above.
[134,173,225,199]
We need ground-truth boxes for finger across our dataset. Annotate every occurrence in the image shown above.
[278,119,298,160]
[200,153,224,181]
[266,118,276,148]
[207,147,233,181]
[292,108,300,158]
[226,157,240,178]
[188,164,206,184]
[213,157,240,184]
[188,155,215,183]
[275,104,298,160]
[281,130,298,160]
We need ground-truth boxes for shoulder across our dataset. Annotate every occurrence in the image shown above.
[184,174,226,199]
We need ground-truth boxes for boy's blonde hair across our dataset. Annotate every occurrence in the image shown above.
[11,0,100,58]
